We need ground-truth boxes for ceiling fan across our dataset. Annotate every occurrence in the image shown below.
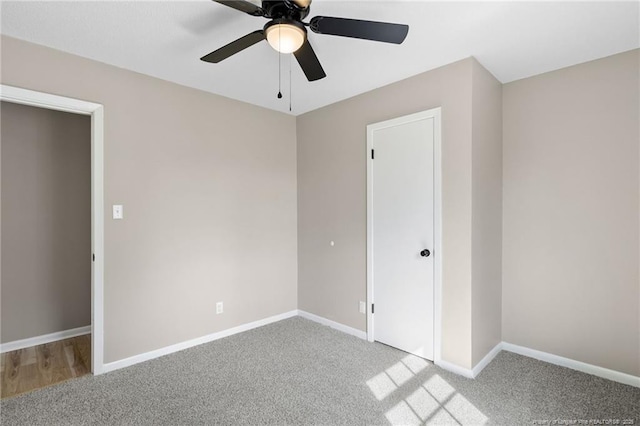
[200,0,409,81]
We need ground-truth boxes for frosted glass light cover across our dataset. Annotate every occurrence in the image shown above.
[265,23,306,54]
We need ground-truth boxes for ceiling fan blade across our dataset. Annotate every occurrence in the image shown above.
[212,0,264,16]
[201,30,265,63]
[293,39,326,81]
[310,16,408,44]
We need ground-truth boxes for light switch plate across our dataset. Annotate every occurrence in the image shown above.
[112,205,123,220]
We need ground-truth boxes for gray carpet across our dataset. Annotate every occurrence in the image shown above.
[1,317,638,425]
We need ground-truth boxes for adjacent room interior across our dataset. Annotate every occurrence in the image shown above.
[0,1,638,424]
[1,102,92,398]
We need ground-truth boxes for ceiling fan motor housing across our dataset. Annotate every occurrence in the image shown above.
[263,0,310,20]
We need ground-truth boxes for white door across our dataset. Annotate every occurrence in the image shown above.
[367,110,436,360]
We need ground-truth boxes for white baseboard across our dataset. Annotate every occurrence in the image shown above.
[502,342,640,388]
[102,310,298,373]
[435,359,475,378]
[471,342,504,377]
[297,310,367,340]
[0,325,91,353]
[435,340,640,389]
[97,310,640,389]
[433,343,504,379]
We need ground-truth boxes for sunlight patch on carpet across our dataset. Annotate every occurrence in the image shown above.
[377,373,489,425]
[366,371,398,400]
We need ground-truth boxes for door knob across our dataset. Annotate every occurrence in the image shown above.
[420,249,431,257]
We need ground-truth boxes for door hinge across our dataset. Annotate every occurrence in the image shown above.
[371,149,375,159]
[372,303,375,314]
[92,253,95,262]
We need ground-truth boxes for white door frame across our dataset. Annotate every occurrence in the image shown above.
[1,84,105,375]
[366,107,442,363]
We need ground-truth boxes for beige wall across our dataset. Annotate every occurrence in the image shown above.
[471,60,503,366]
[1,36,298,363]
[297,58,476,369]
[1,102,91,343]
[4,33,634,377]
[503,49,639,376]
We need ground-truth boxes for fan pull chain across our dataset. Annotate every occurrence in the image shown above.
[277,26,282,99]
[277,52,282,99]
[289,53,292,112]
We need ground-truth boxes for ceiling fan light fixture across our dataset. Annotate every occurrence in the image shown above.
[265,20,306,54]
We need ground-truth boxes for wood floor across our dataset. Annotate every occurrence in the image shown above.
[1,334,91,399]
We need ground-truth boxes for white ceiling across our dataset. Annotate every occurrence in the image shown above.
[1,1,638,115]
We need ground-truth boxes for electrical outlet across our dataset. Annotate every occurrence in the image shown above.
[216,301,223,314]
[359,301,366,314]
[112,205,123,220]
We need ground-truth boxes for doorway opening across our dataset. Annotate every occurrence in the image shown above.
[0,85,105,397]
